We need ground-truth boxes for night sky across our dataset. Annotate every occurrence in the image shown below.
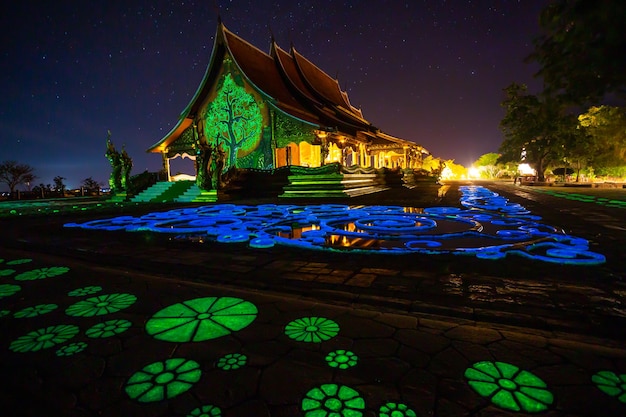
[1,0,547,189]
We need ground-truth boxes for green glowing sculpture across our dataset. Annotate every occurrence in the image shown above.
[216,353,247,370]
[464,361,554,413]
[56,341,88,356]
[204,73,263,170]
[145,297,258,343]
[187,404,221,417]
[66,293,137,317]
[285,317,339,343]
[0,283,21,299]
[14,303,58,318]
[86,319,132,338]
[592,371,626,403]
[6,258,32,265]
[10,324,80,352]
[302,384,365,417]
[15,266,70,281]
[68,286,103,297]
[125,358,201,403]
[326,350,358,369]
[378,402,417,417]
[0,268,16,276]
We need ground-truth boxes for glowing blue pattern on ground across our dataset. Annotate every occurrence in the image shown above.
[64,186,605,265]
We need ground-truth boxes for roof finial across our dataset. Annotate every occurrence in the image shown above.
[213,0,221,22]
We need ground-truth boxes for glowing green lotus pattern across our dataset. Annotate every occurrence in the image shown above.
[0,310,10,318]
[6,258,32,265]
[216,353,247,370]
[145,297,258,342]
[302,384,365,417]
[10,324,80,352]
[125,358,201,402]
[187,405,221,417]
[86,319,132,338]
[378,402,417,417]
[15,266,70,281]
[464,361,554,413]
[0,283,21,299]
[285,317,339,343]
[56,341,88,356]
[592,371,626,403]
[68,286,103,297]
[0,268,16,277]
[325,349,358,369]
[14,303,58,318]
[66,293,137,317]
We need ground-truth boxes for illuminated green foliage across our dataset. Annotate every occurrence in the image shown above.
[0,283,21,299]
[15,266,70,281]
[125,358,201,403]
[592,371,626,403]
[86,319,132,338]
[68,286,103,297]
[145,297,258,342]
[302,384,365,417]
[0,268,16,276]
[56,341,88,356]
[216,353,247,370]
[204,73,263,169]
[285,317,339,343]
[187,404,221,417]
[14,303,58,318]
[464,361,554,412]
[6,258,32,265]
[378,402,417,417]
[10,324,80,352]
[325,350,358,369]
[66,293,137,317]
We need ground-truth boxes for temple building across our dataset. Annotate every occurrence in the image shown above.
[144,21,430,200]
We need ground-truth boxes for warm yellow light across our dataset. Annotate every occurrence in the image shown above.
[468,167,480,179]
[518,163,535,175]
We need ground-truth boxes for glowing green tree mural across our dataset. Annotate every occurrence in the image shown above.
[125,358,201,403]
[464,361,554,413]
[302,384,365,417]
[592,371,626,403]
[10,324,80,352]
[204,73,263,170]
[285,317,340,343]
[145,297,258,343]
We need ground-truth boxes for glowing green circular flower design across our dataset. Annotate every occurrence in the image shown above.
[68,286,103,297]
[216,353,247,370]
[326,350,358,369]
[187,404,221,417]
[15,266,70,281]
[0,309,10,317]
[86,319,132,338]
[66,293,137,317]
[285,317,339,343]
[302,384,365,417]
[0,283,21,299]
[145,297,258,343]
[0,268,16,277]
[464,361,554,413]
[379,402,417,417]
[14,303,58,318]
[10,324,80,352]
[56,341,88,356]
[6,258,32,265]
[592,371,626,403]
[125,358,201,403]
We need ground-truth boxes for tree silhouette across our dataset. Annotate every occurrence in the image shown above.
[204,74,263,170]
[0,160,36,196]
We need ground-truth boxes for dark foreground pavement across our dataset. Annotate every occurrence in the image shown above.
[0,181,625,416]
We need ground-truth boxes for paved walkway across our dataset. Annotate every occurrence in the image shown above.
[1,181,625,416]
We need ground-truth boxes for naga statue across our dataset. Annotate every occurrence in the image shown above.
[120,145,133,192]
[105,131,122,193]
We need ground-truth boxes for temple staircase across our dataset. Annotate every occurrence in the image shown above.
[130,181,194,203]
